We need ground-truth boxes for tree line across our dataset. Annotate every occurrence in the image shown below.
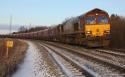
[110,14,125,48]
[14,26,48,34]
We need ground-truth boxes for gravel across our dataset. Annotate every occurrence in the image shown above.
[43,42,124,77]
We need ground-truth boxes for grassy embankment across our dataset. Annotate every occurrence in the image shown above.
[0,38,28,77]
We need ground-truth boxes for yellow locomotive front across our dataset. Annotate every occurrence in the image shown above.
[85,9,110,47]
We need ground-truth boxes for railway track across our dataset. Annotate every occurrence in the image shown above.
[95,49,125,57]
[39,42,100,77]
[94,49,125,64]
[44,41,125,69]
[41,41,125,77]
[78,49,125,69]
[114,49,125,53]
[103,48,125,55]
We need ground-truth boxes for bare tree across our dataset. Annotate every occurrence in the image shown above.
[110,14,125,48]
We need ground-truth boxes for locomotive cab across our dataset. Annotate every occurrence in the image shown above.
[84,8,110,47]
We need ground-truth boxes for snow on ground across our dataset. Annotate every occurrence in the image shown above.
[45,43,124,77]
[40,44,73,77]
[11,41,54,77]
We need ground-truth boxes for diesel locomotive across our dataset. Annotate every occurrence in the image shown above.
[9,8,110,47]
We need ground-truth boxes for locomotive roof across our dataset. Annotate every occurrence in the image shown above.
[79,8,108,18]
[49,8,108,29]
[85,8,108,15]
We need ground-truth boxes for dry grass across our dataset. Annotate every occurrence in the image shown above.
[0,38,28,77]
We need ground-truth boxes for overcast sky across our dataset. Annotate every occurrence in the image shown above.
[0,0,125,34]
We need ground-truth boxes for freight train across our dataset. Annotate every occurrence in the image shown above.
[8,8,110,47]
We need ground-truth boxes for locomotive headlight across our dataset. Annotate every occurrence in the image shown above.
[87,31,90,34]
[104,30,110,33]
[86,31,92,34]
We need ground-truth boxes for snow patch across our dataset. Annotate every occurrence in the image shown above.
[11,41,53,77]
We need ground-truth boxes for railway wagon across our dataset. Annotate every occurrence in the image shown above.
[48,26,59,41]
[42,29,49,40]
[29,32,34,39]
[26,33,31,39]
[33,32,38,39]
[51,8,110,47]
[37,30,41,40]
[22,33,26,39]
[13,34,18,38]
